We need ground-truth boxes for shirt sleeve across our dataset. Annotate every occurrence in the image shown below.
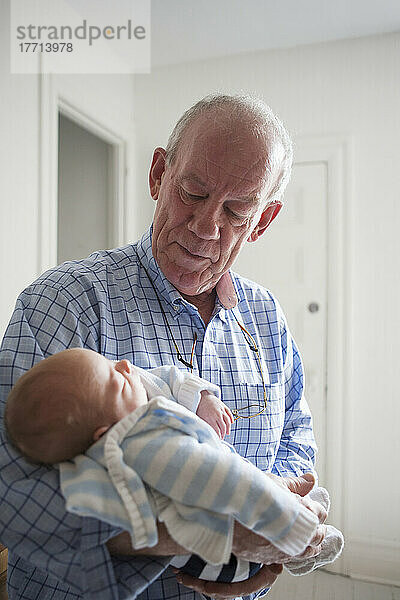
[0,283,169,599]
[271,314,318,480]
[147,365,221,413]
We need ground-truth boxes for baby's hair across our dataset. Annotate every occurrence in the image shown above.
[5,351,100,464]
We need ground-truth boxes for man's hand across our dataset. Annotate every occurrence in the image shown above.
[197,391,234,438]
[266,472,328,524]
[173,563,283,600]
[266,471,316,495]
[230,472,327,565]
[231,521,326,565]
[172,523,325,599]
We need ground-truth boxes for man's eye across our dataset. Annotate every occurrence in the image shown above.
[226,208,247,223]
[180,188,207,202]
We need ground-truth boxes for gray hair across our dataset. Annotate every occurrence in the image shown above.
[165,93,293,205]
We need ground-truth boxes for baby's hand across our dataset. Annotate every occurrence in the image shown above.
[197,391,234,439]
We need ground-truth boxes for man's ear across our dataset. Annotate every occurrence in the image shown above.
[93,425,111,442]
[248,201,283,243]
[149,147,167,201]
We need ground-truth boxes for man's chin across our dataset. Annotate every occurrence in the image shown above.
[169,268,215,298]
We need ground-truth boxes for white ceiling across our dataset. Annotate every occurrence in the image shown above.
[151,0,400,67]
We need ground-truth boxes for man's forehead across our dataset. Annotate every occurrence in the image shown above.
[176,144,270,196]
[171,113,280,198]
[183,113,266,152]
[178,115,269,163]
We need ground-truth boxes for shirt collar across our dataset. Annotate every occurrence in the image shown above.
[136,226,183,317]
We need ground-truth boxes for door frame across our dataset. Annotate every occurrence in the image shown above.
[295,134,353,575]
[38,72,127,273]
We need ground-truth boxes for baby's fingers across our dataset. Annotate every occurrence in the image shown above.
[225,405,234,423]
[217,417,227,439]
[222,410,233,436]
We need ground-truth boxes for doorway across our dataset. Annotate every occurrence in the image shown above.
[58,114,114,263]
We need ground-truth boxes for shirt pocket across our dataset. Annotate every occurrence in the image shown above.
[225,382,285,471]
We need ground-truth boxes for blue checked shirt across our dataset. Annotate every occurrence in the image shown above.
[0,227,317,600]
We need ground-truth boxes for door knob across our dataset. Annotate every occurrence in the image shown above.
[308,302,319,313]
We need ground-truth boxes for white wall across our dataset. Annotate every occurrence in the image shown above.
[0,0,40,337]
[0,1,137,340]
[133,33,400,583]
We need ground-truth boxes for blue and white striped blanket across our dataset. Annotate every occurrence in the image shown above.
[60,396,318,565]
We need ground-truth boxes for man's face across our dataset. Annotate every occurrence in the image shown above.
[151,114,282,298]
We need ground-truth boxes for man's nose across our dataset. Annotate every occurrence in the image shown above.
[187,202,221,240]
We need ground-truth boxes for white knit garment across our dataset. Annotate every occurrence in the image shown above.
[284,487,344,575]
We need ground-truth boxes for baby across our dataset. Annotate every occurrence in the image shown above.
[5,347,233,464]
[5,348,343,583]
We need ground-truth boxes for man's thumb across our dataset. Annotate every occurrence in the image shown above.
[288,472,315,496]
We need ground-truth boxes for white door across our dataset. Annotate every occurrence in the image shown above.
[233,162,328,483]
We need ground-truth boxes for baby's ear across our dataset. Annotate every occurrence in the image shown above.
[93,426,110,442]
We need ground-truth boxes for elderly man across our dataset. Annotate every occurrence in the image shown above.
[0,94,326,600]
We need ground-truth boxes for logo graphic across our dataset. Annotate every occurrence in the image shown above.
[11,0,151,74]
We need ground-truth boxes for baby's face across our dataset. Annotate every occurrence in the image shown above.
[80,350,148,420]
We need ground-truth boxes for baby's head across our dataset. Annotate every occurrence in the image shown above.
[5,348,148,464]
